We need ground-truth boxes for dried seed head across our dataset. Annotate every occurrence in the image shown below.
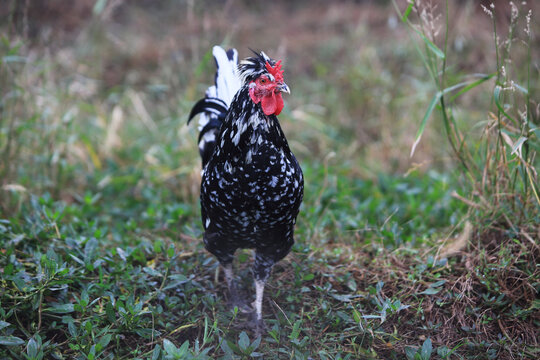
[481,4,493,18]
[525,9,532,36]
[510,2,518,23]
[418,0,441,41]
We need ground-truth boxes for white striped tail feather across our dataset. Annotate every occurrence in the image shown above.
[212,46,241,107]
[188,46,241,166]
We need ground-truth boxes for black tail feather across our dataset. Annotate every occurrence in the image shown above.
[188,97,228,124]
[198,117,223,144]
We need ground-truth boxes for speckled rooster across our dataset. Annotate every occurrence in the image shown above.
[188,46,303,332]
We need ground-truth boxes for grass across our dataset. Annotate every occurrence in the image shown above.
[0,172,465,359]
[1,0,539,359]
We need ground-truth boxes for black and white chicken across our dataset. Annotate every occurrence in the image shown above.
[188,46,303,332]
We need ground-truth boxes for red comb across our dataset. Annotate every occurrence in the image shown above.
[265,60,284,82]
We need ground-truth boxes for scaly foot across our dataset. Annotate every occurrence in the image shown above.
[227,282,252,314]
[249,312,267,337]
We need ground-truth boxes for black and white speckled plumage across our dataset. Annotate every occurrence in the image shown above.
[202,83,303,279]
[189,47,303,326]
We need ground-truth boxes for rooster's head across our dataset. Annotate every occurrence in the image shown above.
[238,51,290,116]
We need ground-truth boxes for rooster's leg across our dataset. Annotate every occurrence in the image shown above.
[204,232,250,312]
[223,262,251,313]
[251,278,267,336]
[251,253,274,335]
[253,278,265,323]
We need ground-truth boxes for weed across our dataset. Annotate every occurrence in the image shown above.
[1,1,538,359]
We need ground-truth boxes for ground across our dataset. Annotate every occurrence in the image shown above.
[0,1,539,359]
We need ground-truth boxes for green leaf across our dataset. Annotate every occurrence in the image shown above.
[68,321,78,337]
[167,246,175,258]
[430,280,446,288]
[178,340,190,356]
[105,302,116,322]
[151,345,161,360]
[163,339,178,355]
[47,303,75,314]
[437,345,451,357]
[163,274,189,290]
[421,338,433,360]
[98,333,112,350]
[405,346,418,360]
[419,287,441,295]
[84,238,98,263]
[0,335,25,346]
[83,321,92,335]
[69,254,85,266]
[352,308,362,323]
[251,335,261,351]
[303,273,315,281]
[80,289,89,307]
[238,331,250,351]
[330,293,354,302]
[411,91,441,157]
[3,263,14,276]
[289,320,301,340]
[154,240,162,254]
[362,314,382,320]
[143,267,161,277]
[0,321,11,330]
[224,339,240,355]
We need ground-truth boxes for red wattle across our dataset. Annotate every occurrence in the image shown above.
[261,93,277,115]
[274,93,284,115]
[261,93,284,116]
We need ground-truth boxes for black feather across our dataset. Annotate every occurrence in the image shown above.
[197,117,222,144]
[188,97,227,124]
[189,47,303,327]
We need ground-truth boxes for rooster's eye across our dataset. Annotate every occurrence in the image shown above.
[260,78,267,84]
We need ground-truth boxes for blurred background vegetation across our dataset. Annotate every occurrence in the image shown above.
[1,0,538,240]
[0,0,538,359]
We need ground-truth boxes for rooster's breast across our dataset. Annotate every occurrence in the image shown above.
[201,141,303,241]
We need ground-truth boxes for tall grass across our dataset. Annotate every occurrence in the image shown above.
[397,0,539,233]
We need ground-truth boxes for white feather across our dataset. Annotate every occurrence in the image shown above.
[197,85,216,131]
[198,47,241,133]
[196,46,241,154]
[212,46,241,106]
[199,130,216,151]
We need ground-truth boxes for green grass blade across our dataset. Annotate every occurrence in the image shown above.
[511,136,527,156]
[422,33,445,59]
[512,81,528,94]
[448,73,495,103]
[401,2,415,22]
[494,85,516,123]
[411,91,442,157]
[413,28,445,59]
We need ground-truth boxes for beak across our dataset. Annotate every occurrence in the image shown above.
[277,82,290,94]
